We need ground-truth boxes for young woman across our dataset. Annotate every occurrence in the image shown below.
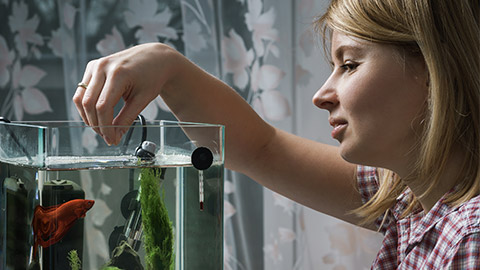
[73,0,480,268]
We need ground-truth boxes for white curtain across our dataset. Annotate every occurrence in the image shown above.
[0,0,383,269]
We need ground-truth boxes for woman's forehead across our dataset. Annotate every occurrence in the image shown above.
[331,31,372,48]
[330,31,374,58]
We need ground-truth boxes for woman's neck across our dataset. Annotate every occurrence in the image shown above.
[402,148,465,212]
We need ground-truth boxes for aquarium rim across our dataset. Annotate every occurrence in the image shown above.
[0,120,224,129]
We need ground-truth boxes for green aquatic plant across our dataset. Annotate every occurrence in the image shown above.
[140,168,174,270]
[67,250,81,270]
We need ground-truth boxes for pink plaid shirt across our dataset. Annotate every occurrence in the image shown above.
[357,166,480,269]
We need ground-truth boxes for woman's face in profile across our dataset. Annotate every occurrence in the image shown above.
[313,31,428,174]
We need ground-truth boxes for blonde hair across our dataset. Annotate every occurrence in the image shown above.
[315,0,480,224]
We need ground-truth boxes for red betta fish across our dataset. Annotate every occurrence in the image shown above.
[31,199,95,259]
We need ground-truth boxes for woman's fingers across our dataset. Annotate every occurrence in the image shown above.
[74,44,176,145]
[96,74,129,145]
[73,85,89,125]
[75,57,143,145]
[113,96,149,145]
[81,67,106,135]
[73,61,94,125]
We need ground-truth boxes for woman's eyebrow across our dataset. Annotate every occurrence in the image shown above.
[333,45,366,60]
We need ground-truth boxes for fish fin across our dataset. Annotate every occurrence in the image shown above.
[33,240,38,259]
[48,219,78,246]
[34,204,59,214]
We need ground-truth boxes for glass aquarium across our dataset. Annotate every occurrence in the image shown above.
[0,119,224,270]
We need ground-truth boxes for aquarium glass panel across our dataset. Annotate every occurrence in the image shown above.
[0,120,224,270]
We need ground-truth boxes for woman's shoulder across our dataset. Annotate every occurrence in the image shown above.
[455,194,480,228]
[439,195,480,266]
[439,194,480,242]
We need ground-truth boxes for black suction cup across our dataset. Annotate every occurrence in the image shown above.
[108,226,126,255]
[191,147,213,170]
[120,190,139,219]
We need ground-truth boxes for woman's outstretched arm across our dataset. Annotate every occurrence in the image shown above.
[73,43,371,229]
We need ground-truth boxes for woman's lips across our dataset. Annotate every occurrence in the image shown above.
[329,118,348,140]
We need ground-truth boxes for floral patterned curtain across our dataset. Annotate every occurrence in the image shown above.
[0,0,383,269]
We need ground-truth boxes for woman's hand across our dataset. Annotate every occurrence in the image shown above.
[73,43,181,145]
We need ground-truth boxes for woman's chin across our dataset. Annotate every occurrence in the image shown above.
[338,144,368,166]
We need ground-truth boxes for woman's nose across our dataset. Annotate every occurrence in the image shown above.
[312,78,338,112]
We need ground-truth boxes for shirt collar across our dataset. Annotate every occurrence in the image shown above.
[394,186,460,245]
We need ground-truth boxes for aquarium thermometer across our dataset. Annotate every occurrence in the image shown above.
[199,170,204,211]
[191,147,214,211]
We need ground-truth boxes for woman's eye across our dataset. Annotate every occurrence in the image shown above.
[340,62,358,72]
